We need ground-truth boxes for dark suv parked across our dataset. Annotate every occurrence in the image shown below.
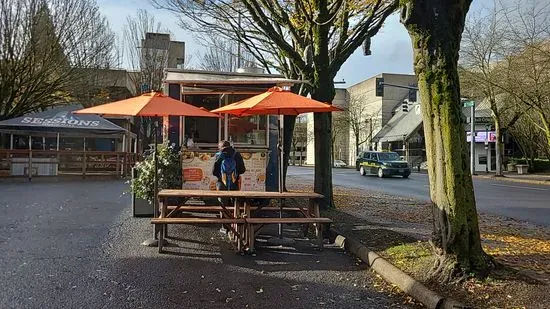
[357,151,411,178]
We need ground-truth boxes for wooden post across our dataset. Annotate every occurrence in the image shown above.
[28,136,32,182]
[122,135,126,177]
[56,133,60,176]
[82,137,87,178]
[115,153,120,176]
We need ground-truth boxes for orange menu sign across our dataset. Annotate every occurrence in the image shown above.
[181,150,267,191]
[183,168,203,182]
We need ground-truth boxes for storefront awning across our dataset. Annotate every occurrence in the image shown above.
[374,104,423,143]
[0,104,130,136]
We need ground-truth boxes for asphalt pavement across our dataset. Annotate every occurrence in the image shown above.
[288,166,550,227]
[0,179,413,309]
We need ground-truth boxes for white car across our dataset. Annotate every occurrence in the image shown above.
[333,160,347,168]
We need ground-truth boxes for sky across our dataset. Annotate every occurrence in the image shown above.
[98,0,487,88]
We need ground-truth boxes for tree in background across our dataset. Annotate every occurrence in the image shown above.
[0,0,117,120]
[198,37,257,72]
[153,0,398,208]
[500,0,550,153]
[123,9,171,93]
[460,0,550,174]
[460,1,519,176]
[122,9,173,150]
[331,110,349,164]
[346,94,379,155]
[509,109,550,168]
[400,0,490,282]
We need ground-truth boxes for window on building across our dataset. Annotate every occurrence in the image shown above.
[479,155,487,165]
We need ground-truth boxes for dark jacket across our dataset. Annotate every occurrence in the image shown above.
[212,146,246,180]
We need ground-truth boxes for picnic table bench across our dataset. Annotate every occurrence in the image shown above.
[153,189,332,253]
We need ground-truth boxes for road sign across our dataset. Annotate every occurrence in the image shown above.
[463,100,475,107]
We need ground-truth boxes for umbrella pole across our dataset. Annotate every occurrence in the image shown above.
[154,120,159,229]
[267,115,294,246]
[278,115,285,237]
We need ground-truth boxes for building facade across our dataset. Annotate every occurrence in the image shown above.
[306,73,418,166]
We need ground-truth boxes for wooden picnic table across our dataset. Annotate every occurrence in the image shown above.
[153,189,331,253]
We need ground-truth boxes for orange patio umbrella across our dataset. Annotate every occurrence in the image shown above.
[211,87,342,241]
[74,91,219,118]
[211,87,342,116]
[211,87,342,192]
[74,92,220,246]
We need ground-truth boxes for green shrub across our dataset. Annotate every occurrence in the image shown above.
[131,142,182,203]
[533,159,550,172]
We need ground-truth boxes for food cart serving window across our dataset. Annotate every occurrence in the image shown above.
[163,69,301,191]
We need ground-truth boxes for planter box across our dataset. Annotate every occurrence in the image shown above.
[131,167,154,217]
[132,195,154,217]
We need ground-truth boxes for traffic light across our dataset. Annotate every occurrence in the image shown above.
[402,101,409,112]
[375,77,384,96]
[362,37,372,56]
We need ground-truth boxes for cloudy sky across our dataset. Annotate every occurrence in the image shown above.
[98,0,487,87]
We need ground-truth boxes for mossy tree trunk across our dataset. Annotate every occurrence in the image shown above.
[311,0,335,209]
[400,0,490,281]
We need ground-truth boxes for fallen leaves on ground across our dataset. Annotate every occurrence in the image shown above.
[286,176,550,309]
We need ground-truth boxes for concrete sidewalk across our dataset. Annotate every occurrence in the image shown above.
[473,171,550,185]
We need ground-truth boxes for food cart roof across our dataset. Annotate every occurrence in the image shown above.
[164,69,303,94]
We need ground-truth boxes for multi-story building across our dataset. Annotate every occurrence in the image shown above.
[305,73,418,166]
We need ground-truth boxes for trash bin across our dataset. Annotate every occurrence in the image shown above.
[131,167,154,217]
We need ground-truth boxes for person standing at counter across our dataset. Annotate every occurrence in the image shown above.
[213,140,246,204]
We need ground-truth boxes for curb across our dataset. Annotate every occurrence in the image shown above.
[329,228,469,309]
[472,174,550,186]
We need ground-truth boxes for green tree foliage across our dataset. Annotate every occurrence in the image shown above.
[0,0,117,120]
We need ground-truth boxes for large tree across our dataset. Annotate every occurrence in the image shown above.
[153,0,398,208]
[400,0,491,281]
[0,0,116,120]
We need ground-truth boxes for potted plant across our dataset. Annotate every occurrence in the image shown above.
[131,142,182,217]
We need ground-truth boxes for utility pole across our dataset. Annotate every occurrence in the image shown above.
[485,124,490,173]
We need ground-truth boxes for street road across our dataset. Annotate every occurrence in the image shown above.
[288,166,550,227]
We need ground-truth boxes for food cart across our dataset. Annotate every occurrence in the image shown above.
[163,69,301,191]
